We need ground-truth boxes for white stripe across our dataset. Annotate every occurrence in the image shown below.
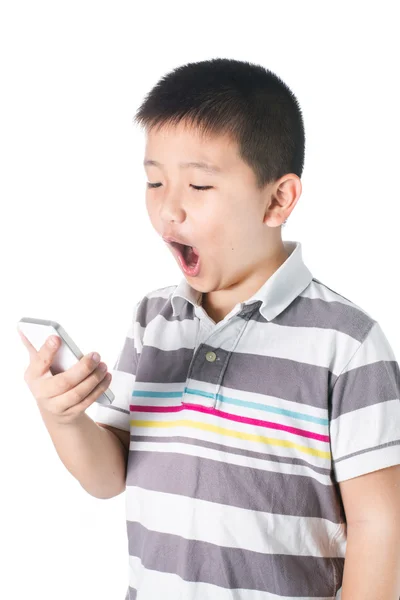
[144,314,199,349]
[129,410,330,465]
[141,313,360,376]
[214,397,329,436]
[341,320,396,370]
[94,370,135,430]
[330,399,400,459]
[334,442,400,482]
[125,485,343,558]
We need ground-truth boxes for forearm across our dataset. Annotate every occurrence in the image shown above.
[40,411,127,499]
[341,521,400,599]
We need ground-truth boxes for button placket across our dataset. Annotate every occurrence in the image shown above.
[182,308,257,407]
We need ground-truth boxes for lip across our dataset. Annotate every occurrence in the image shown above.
[162,235,199,254]
[163,235,194,248]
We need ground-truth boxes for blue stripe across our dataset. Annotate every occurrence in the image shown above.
[217,394,329,426]
[132,388,329,426]
[132,390,183,399]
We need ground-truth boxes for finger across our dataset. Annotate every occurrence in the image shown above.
[17,328,38,361]
[40,350,103,401]
[57,368,111,415]
[24,334,61,382]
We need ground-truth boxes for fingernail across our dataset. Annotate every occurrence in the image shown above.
[48,336,58,347]
[91,352,101,363]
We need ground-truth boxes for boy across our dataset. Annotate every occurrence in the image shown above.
[21,58,400,599]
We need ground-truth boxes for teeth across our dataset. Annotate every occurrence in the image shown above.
[171,241,198,257]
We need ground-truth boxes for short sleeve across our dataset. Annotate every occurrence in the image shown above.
[94,300,141,432]
[330,320,400,482]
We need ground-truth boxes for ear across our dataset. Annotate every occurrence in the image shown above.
[263,174,302,227]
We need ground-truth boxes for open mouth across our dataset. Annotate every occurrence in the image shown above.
[168,241,201,275]
[170,241,200,268]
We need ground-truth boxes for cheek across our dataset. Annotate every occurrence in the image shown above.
[145,195,159,225]
[205,224,239,256]
[145,192,155,211]
[225,218,260,255]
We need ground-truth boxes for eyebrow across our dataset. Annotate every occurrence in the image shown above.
[143,159,222,175]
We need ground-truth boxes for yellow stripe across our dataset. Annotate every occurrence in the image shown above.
[130,418,331,459]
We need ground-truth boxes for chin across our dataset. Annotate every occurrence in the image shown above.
[185,277,205,291]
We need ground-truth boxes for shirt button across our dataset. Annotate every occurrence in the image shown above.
[205,351,217,362]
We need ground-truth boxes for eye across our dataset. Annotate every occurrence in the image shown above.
[146,183,213,191]
[191,185,213,191]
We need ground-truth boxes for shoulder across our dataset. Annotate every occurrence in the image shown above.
[308,276,377,343]
[304,277,382,379]
[135,284,178,327]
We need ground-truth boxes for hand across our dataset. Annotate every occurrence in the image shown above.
[18,329,112,425]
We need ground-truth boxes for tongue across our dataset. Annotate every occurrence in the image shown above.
[185,245,199,267]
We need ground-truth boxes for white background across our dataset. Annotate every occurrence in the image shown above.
[1,1,399,598]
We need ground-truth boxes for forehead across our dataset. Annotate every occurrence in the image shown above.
[143,121,241,174]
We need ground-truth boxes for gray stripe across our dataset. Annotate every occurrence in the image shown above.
[114,337,138,376]
[125,587,136,599]
[131,434,332,476]
[137,284,374,342]
[136,345,194,384]
[134,343,397,416]
[219,347,331,409]
[137,294,196,327]
[126,449,344,523]
[269,294,373,341]
[136,344,331,410]
[335,438,400,464]
[330,359,400,419]
[126,520,344,597]
[105,404,129,415]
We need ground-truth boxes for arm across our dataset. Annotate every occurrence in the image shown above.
[339,464,400,599]
[41,410,127,499]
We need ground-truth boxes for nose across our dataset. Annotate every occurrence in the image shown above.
[159,191,186,224]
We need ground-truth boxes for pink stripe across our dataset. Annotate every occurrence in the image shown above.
[130,402,329,443]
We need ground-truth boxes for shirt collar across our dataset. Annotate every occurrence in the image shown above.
[170,240,313,322]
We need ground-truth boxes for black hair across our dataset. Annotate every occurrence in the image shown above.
[133,58,305,226]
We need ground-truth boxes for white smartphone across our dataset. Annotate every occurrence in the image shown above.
[17,317,114,405]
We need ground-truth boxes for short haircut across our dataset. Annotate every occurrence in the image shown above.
[134,58,305,226]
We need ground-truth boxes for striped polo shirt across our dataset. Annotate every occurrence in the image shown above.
[95,239,400,600]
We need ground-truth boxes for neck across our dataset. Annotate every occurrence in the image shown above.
[202,241,290,324]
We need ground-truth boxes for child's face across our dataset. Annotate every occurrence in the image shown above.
[143,120,297,296]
